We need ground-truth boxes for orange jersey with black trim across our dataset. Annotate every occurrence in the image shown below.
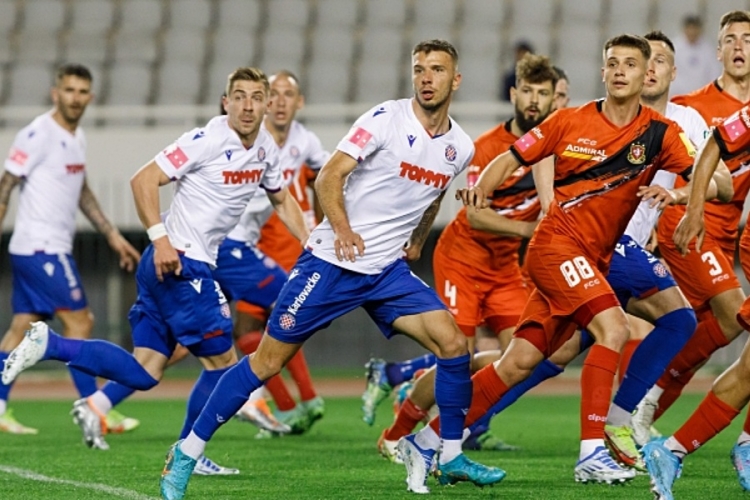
[258,165,317,271]
[439,121,540,274]
[512,100,695,269]
[661,82,750,244]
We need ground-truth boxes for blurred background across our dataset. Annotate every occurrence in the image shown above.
[0,0,746,370]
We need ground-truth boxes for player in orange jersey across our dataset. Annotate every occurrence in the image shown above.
[633,10,750,438]
[400,35,697,489]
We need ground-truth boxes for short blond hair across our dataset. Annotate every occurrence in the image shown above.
[226,67,269,96]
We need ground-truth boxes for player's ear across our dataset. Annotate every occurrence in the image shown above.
[50,86,58,105]
[452,71,462,91]
[297,94,306,111]
[509,86,516,104]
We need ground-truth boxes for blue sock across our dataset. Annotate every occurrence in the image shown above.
[179,367,231,439]
[102,381,137,407]
[193,356,263,441]
[613,307,696,412]
[0,352,13,403]
[45,331,158,391]
[470,359,564,433]
[579,329,596,352]
[434,354,472,440]
[68,367,98,398]
[385,353,437,386]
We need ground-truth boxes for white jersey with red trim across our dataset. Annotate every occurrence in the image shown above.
[307,98,474,274]
[5,112,87,255]
[226,120,330,244]
[624,102,709,247]
[154,115,283,265]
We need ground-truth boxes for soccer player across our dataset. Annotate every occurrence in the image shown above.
[633,10,750,437]
[0,63,140,435]
[401,34,697,488]
[374,54,559,459]
[552,66,570,110]
[159,39,506,499]
[642,104,750,500]
[1,67,309,469]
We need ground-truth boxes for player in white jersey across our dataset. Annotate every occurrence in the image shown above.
[0,64,140,435]
[226,71,330,435]
[1,68,309,475]
[158,40,505,499]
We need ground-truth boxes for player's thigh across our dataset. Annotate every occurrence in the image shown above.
[57,307,95,338]
[0,313,43,351]
[583,306,630,351]
[132,346,170,381]
[627,286,691,323]
[710,287,747,339]
[249,333,303,380]
[512,290,580,358]
[627,314,653,341]
[547,331,584,368]
[391,309,468,359]
[197,347,238,371]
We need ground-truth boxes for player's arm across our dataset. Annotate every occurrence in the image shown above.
[465,209,537,238]
[130,160,179,280]
[0,171,21,227]
[266,186,310,244]
[79,178,140,271]
[456,151,521,209]
[404,191,445,261]
[531,155,555,214]
[638,159,734,208]
[314,151,364,262]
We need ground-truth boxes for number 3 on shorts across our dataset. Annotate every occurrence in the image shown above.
[701,251,723,277]
[560,256,595,287]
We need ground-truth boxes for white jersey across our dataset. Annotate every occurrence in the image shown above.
[226,120,329,244]
[5,111,86,255]
[307,99,474,274]
[154,116,283,266]
[624,102,709,247]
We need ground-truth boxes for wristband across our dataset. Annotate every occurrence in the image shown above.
[147,223,168,241]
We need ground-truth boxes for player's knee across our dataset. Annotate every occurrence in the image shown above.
[248,351,284,380]
[434,331,468,359]
[598,320,630,352]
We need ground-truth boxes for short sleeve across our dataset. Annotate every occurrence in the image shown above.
[304,131,330,171]
[509,110,564,166]
[336,104,390,162]
[154,127,210,180]
[261,146,284,193]
[685,107,709,148]
[714,106,750,157]
[659,122,697,175]
[5,126,48,177]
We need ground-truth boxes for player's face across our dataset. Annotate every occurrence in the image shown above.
[412,50,460,112]
[511,79,555,132]
[223,80,268,141]
[642,40,676,100]
[52,76,92,125]
[718,22,750,79]
[267,75,303,129]
[553,78,569,110]
[602,46,647,101]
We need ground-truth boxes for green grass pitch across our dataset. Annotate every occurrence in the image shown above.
[0,394,744,499]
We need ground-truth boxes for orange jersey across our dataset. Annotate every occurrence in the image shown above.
[438,121,540,275]
[512,101,695,270]
[258,165,317,272]
[660,82,750,245]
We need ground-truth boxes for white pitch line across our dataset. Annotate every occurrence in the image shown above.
[0,465,161,500]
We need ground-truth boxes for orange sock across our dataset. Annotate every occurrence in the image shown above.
[656,315,727,388]
[654,370,696,422]
[265,374,297,411]
[673,391,740,454]
[384,398,428,441]
[285,348,317,402]
[428,364,509,434]
[617,339,640,385]
[580,345,619,440]
[236,331,263,355]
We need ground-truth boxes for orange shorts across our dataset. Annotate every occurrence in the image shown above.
[739,226,750,283]
[658,236,739,312]
[433,247,529,337]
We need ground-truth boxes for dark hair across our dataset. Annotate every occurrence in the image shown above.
[55,63,93,84]
[644,30,675,53]
[683,15,703,28]
[720,10,750,34]
[552,66,568,83]
[603,34,651,61]
[514,40,534,53]
[226,67,269,96]
[412,39,458,64]
[516,54,559,88]
[220,93,227,115]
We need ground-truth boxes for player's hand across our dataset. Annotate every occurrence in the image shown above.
[333,227,365,262]
[645,227,659,253]
[152,237,182,281]
[637,185,676,210]
[403,242,422,262]
[455,186,490,210]
[107,231,141,272]
[673,210,705,256]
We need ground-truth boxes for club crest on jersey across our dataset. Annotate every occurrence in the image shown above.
[290,145,300,158]
[258,147,266,161]
[279,313,296,330]
[445,145,457,162]
[627,142,646,164]
[653,262,668,278]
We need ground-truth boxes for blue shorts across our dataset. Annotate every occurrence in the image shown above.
[212,238,287,309]
[267,251,447,343]
[128,245,233,358]
[10,252,88,317]
[607,235,677,307]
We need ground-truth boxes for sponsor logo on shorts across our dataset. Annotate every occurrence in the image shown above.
[279,313,296,330]
[287,272,321,316]
[653,262,668,278]
[288,268,300,281]
[231,247,242,259]
[587,414,606,422]
[43,262,55,277]
[57,254,78,289]
[70,288,82,302]
[220,303,231,318]
[190,279,202,294]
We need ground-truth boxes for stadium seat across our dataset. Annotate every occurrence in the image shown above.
[605,0,652,37]
[21,0,68,31]
[559,0,604,25]
[258,27,306,75]
[111,31,160,64]
[705,0,744,32]
[557,28,603,101]
[454,30,502,102]
[310,29,355,65]
[412,0,459,31]
[0,1,19,36]
[119,0,166,32]
[63,0,115,67]
[69,0,116,33]
[316,0,360,27]
[656,0,701,38]
[267,0,311,29]
[357,25,403,101]
[162,30,208,65]
[168,0,213,31]
[216,0,262,30]
[507,0,555,56]
[106,61,154,105]
[14,31,62,65]
[365,0,408,27]
[207,28,257,102]
[156,61,203,105]
[462,0,507,29]
[6,63,53,106]
[112,0,165,64]
[307,60,350,104]
[407,25,456,51]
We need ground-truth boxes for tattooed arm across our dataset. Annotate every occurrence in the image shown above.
[404,191,445,261]
[79,178,141,271]
[0,172,22,227]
